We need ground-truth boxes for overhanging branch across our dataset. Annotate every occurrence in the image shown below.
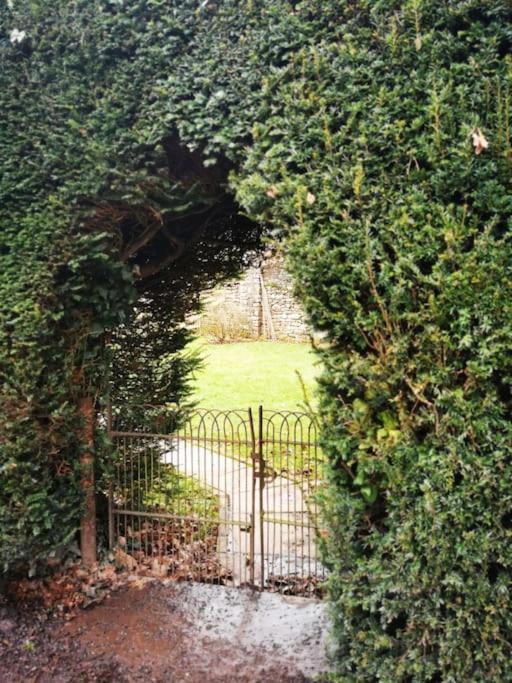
[138,207,220,284]
[121,209,163,261]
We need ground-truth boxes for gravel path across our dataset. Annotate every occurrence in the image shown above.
[63,581,333,681]
[169,582,333,678]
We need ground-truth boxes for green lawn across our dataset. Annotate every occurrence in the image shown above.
[189,340,319,412]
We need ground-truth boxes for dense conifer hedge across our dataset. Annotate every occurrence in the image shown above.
[0,0,261,572]
[2,1,512,678]
[238,2,512,679]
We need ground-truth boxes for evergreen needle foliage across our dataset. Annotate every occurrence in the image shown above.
[1,1,512,678]
[0,0,261,573]
[237,2,512,679]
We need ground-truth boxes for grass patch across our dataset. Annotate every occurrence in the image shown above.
[189,340,319,411]
[145,465,219,524]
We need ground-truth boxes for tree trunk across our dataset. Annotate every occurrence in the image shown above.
[79,395,97,567]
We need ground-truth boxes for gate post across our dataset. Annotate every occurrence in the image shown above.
[258,405,265,591]
[249,406,266,591]
[107,402,114,551]
[79,395,97,567]
[248,407,256,587]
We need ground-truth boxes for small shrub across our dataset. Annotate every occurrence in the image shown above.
[197,301,255,343]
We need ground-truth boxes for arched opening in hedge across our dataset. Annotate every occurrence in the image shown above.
[102,132,263,406]
[77,134,264,564]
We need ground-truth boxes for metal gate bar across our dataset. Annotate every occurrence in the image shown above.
[257,406,265,591]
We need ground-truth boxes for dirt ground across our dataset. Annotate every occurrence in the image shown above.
[0,579,332,682]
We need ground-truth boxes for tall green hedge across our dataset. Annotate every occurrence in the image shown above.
[0,0,261,572]
[2,0,512,678]
[0,200,133,571]
[237,1,512,679]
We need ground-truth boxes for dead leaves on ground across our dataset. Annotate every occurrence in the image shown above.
[116,518,231,584]
[6,518,228,617]
[6,564,132,616]
[267,574,324,598]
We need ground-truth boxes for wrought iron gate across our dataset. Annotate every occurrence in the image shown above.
[108,405,327,596]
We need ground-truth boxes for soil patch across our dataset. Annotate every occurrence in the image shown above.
[0,580,332,682]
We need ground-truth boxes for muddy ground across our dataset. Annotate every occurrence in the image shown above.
[0,580,332,682]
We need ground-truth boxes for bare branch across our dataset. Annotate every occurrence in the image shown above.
[121,209,163,261]
[137,208,219,282]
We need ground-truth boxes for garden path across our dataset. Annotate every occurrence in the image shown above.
[161,440,322,587]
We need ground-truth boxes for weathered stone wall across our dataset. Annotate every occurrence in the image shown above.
[258,257,310,341]
[199,256,310,341]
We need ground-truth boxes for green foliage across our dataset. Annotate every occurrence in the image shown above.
[0,203,134,573]
[2,0,512,677]
[0,0,260,572]
[236,2,512,679]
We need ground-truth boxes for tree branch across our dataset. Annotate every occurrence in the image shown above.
[137,208,219,282]
[121,209,163,261]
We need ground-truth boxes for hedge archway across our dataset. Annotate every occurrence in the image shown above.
[2,1,512,679]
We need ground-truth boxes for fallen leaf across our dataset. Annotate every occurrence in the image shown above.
[114,548,138,572]
[471,128,489,155]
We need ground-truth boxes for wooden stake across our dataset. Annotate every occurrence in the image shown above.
[79,395,97,567]
[259,269,276,341]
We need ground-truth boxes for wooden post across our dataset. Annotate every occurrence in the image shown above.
[107,403,114,552]
[259,270,276,341]
[79,395,97,567]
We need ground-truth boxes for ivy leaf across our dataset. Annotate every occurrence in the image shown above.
[360,484,378,504]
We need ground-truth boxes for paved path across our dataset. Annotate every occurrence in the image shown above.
[161,439,324,588]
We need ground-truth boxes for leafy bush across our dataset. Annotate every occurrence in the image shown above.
[0,0,259,572]
[0,199,133,573]
[236,1,512,679]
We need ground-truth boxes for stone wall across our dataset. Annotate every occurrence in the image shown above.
[199,256,310,342]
